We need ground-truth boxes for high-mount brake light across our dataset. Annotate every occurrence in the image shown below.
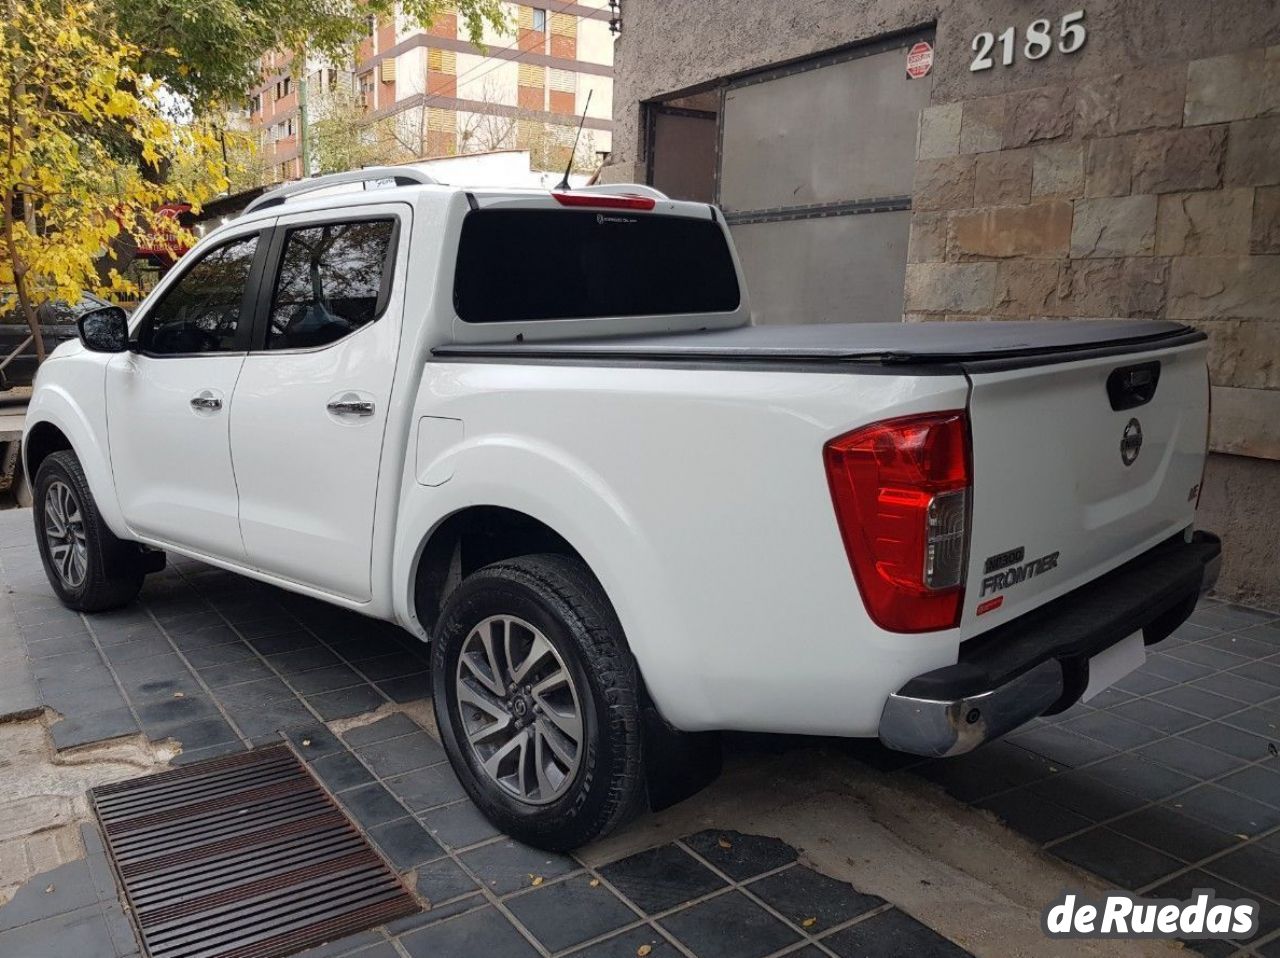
[823,411,972,633]
[551,191,657,211]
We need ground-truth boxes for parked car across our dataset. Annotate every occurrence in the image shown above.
[0,295,118,391]
[22,167,1220,850]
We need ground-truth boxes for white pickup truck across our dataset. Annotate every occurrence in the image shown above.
[24,167,1220,850]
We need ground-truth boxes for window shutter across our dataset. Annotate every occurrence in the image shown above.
[380,58,396,83]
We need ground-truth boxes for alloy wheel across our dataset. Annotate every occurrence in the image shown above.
[44,480,87,589]
[454,614,584,805]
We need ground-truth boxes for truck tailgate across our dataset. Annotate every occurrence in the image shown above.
[961,339,1209,634]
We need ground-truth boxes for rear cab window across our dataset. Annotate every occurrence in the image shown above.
[453,209,740,323]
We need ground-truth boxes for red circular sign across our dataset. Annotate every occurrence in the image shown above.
[906,41,934,79]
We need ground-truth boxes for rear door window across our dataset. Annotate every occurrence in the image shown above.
[454,209,740,322]
[265,218,396,350]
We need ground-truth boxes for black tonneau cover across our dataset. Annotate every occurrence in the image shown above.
[433,320,1204,371]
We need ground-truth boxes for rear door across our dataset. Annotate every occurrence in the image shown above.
[961,341,1210,634]
[230,204,408,601]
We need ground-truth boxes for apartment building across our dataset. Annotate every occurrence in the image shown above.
[245,2,615,183]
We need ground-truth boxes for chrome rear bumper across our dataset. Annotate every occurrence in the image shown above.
[879,659,1063,758]
[878,530,1221,759]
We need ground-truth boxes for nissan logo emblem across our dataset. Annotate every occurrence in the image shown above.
[1121,418,1143,466]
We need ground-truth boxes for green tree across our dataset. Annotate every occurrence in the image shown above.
[0,0,227,359]
[109,0,507,112]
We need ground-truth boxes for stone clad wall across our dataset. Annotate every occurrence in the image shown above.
[602,0,1280,606]
[905,47,1280,464]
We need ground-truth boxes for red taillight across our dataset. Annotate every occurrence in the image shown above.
[550,191,656,211]
[824,411,972,633]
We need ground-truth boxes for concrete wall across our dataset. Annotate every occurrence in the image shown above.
[605,0,1280,608]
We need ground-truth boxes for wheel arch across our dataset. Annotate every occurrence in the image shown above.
[412,505,585,636]
[22,383,128,537]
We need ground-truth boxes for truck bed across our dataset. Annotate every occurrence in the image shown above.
[433,320,1203,371]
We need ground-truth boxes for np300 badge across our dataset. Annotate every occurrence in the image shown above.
[1121,418,1143,466]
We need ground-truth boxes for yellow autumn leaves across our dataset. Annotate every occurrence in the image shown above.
[0,0,234,356]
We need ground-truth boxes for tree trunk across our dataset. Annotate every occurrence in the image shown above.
[2,193,45,364]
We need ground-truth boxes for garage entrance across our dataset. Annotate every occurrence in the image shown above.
[645,31,934,325]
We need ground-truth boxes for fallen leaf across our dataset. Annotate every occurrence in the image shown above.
[637,946,652,957]
[173,691,184,698]
[717,837,732,850]
[1235,834,1249,841]
[530,875,543,886]
[302,738,312,746]
[589,878,600,888]
[44,884,54,894]
[802,917,816,928]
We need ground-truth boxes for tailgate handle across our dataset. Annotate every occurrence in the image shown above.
[1107,361,1161,411]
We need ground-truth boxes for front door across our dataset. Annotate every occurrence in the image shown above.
[230,205,407,601]
[106,227,268,560]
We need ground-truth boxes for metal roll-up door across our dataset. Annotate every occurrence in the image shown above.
[718,32,934,325]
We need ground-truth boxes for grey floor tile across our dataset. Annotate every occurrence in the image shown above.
[659,890,800,958]
[462,839,579,897]
[822,908,973,958]
[1203,844,1280,902]
[506,873,637,953]
[1193,671,1280,704]
[399,905,538,958]
[1108,804,1241,864]
[975,791,1093,844]
[356,732,446,778]
[598,844,724,914]
[412,856,480,907]
[368,817,444,870]
[1217,764,1280,809]
[746,865,883,932]
[339,783,408,830]
[1135,737,1246,779]
[1151,685,1247,721]
[1061,710,1165,750]
[1179,722,1277,762]
[343,713,422,748]
[306,684,387,720]
[418,801,501,850]
[0,859,97,932]
[310,750,377,792]
[1166,784,1280,836]
[1008,723,1120,768]
[1080,753,1199,801]
[1051,827,1182,889]
[0,905,124,958]
[682,830,798,882]
[51,707,139,750]
[385,763,467,812]
[567,925,674,958]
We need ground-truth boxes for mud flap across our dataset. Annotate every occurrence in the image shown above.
[641,701,722,812]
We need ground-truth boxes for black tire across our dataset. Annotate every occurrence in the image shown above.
[33,449,145,612]
[432,554,645,851]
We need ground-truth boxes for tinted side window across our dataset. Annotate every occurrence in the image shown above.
[142,234,259,354]
[266,219,395,350]
[454,210,741,322]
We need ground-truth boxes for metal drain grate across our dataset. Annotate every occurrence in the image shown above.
[91,744,419,958]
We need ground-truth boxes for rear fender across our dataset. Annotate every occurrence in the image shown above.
[393,435,704,724]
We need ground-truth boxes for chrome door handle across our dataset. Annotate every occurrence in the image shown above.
[327,399,375,417]
[190,395,222,411]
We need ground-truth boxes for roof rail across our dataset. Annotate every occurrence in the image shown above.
[576,183,668,200]
[243,166,439,216]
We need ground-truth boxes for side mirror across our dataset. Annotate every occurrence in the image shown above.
[77,306,130,353]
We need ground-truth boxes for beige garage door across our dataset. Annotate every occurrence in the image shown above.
[718,33,934,325]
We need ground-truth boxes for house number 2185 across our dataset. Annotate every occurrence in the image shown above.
[970,10,1086,71]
